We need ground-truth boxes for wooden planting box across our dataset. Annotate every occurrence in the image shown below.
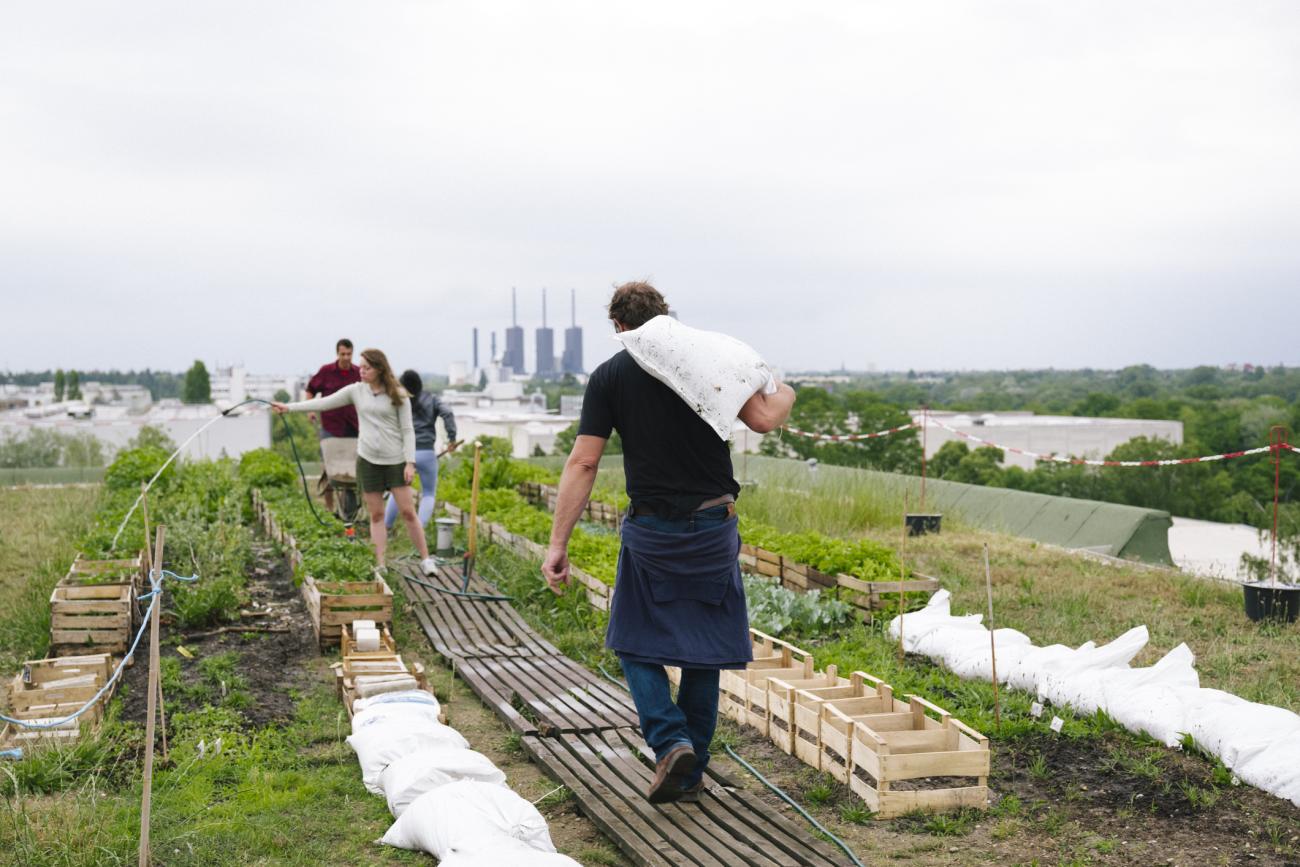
[302,571,393,648]
[847,695,989,818]
[719,629,811,725]
[50,570,136,657]
[742,655,816,735]
[785,671,889,770]
[8,654,114,725]
[334,657,429,716]
[766,664,844,754]
[818,675,905,783]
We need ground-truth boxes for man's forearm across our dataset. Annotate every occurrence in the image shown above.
[549,458,598,548]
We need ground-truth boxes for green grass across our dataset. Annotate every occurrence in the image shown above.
[0,486,100,674]
[0,687,426,866]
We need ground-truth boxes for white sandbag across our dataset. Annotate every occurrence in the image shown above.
[353,689,439,713]
[1234,738,1300,807]
[1054,643,1197,717]
[347,716,469,794]
[615,314,776,440]
[381,746,507,817]
[350,619,376,633]
[1187,693,1300,769]
[911,619,989,660]
[887,591,986,654]
[354,627,381,652]
[1003,641,1094,693]
[380,780,556,858]
[1104,683,1193,747]
[353,699,445,736]
[436,841,581,867]
[942,628,1036,682]
[1036,626,1149,708]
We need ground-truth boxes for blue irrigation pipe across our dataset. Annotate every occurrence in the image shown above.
[0,569,198,731]
[594,662,866,867]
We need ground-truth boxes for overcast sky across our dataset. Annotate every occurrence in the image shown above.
[3,2,1299,377]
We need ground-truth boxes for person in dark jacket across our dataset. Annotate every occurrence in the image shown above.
[384,370,458,529]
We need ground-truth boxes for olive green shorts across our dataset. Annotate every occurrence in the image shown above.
[356,456,406,493]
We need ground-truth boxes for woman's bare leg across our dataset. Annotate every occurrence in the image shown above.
[363,491,387,567]
[389,485,430,560]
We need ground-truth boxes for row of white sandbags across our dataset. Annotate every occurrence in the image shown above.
[888,590,1300,807]
[345,689,580,864]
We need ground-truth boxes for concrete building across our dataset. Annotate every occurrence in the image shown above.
[912,410,1184,471]
[0,401,270,461]
[447,361,470,387]
[209,366,303,405]
[439,384,570,457]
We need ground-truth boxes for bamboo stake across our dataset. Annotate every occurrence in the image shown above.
[983,543,1001,728]
[139,486,167,762]
[466,442,483,562]
[139,524,165,867]
[898,491,909,663]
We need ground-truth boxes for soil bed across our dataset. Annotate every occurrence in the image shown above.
[119,539,319,727]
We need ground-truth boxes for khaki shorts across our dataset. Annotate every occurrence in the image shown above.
[356,456,406,493]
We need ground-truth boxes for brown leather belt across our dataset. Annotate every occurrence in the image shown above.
[627,494,735,518]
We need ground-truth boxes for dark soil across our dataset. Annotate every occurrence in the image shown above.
[119,541,319,728]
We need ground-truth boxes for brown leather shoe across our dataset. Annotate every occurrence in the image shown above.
[647,743,697,804]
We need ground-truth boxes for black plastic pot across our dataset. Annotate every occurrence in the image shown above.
[1242,581,1300,623]
[905,513,943,536]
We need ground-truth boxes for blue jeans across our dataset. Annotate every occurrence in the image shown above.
[619,503,732,789]
[384,449,438,529]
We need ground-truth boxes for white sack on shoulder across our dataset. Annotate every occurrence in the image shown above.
[380,780,556,858]
[347,717,469,794]
[381,746,507,817]
[615,314,776,440]
[436,841,581,867]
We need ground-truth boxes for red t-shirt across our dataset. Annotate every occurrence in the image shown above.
[307,362,362,436]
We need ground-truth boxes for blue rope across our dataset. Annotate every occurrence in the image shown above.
[0,568,198,731]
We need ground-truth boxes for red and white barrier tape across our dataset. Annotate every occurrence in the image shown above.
[781,417,1296,467]
[782,422,918,443]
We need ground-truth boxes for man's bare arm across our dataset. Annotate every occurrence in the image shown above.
[738,382,797,434]
[541,434,606,593]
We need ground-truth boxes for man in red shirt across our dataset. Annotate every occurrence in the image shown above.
[306,338,362,510]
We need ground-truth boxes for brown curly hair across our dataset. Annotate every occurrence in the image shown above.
[608,281,669,330]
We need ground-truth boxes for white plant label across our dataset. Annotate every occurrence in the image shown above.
[1050,716,1064,733]
[1030,701,1044,718]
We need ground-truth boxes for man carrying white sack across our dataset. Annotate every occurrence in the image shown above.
[541,281,795,804]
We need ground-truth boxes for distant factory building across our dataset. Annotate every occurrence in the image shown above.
[535,288,556,379]
[502,288,526,375]
[561,288,584,375]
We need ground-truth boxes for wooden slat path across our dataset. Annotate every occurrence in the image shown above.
[401,562,848,867]
[402,564,640,735]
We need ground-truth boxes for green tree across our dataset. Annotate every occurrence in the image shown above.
[272,412,321,463]
[66,370,81,401]
[53,369,65,402]
[183,360,211,404]
[477,370,488,390]
[761,387,921,474]
[128,425,177,453]
[551,420,621,456]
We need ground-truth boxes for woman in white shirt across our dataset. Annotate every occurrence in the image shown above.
[274,348,435,574]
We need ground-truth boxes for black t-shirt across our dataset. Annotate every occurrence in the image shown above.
[579,350,739,519]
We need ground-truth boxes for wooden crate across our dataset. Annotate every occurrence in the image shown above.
[334,658,430,716]
[302,571,394,648]
[719,629,810,725]
[742,656,815,735]
[9,655,114,723]
[49,580,134,657]
[790,671,892,770]
[818,676,905,783]
[848,695,990,818]
[340,624,397,660]
[766,665,844,754]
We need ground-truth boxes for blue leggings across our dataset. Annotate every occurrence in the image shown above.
[385,449,438,529]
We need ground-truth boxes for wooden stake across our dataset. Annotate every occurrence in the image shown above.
[898,491,909,663]
[466,442,482,562]
[141,483,168,763]
[983,543,1001,728]
[139,524,165,867]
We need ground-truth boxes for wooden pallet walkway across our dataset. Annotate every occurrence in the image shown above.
[402,563,640,735]
[401,563,849,866]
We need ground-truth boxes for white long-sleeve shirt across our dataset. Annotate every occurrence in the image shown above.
[287,382,415,465]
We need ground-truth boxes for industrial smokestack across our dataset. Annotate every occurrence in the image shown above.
[472,327,479,369]
[512,287,517,326]
[571,288,576,327]
[542,287,547,328]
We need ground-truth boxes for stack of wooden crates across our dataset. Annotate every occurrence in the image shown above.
[672,628,990,818]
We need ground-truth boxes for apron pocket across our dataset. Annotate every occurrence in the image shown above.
[647,571,732,605]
